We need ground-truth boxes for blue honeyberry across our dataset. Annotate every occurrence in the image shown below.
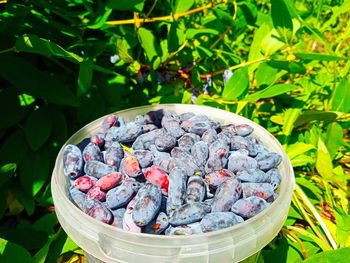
[231,196,269,218]
[200,212,243,233]
[63,144,83,179]
[168,202,211,226]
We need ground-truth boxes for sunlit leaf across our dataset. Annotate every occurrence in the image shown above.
[107,0,144,12]
[0,163,16,187]
[295,52,350,61]
[271,0,293,43]
[19,149,50,196]
[172,0,195,13]
[222,67,249,100]
[0,55,79,107]
[325,122,343,159]
[244,84,296,102]
[316,138,333,179]
[16,34,82,63]
[330,78,350,113]
[287,142,315,160]
[282,108,302,136]
[0,238,32,263]
[304,247,350,262]
[138,27,161,62]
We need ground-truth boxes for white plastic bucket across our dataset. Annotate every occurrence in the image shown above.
[51,104,295,263]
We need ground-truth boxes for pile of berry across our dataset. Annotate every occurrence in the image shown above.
[63,109,282,235]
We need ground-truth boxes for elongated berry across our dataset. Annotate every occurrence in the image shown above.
[63,144,83,179]
[200,212,243,232]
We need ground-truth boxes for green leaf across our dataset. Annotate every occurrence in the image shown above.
[248,23,271,73]
[0,223,48,251]
[335,212,350,248]
[11,187,35,215]
[196,45,214,58]
[77,59,93,96]
[325,122,343,159]
[222,67,249,100]
[0,88,28,130]
[0,130,29,167]
[295,52,350,61]
[295,110,337,127]
[0,238,32,263]
[290,154,315,167]
[25,107,53,151]
[267,60,306,74]
[330,78,350,113]
[51,107,68,145]
[287,142,315,160]
[244,84,296,102]
[172,0,195,13]
[270,0,293,43]
[114,37,133,63]
[186,28,219,40]
[213,8,236,27]
[304,247,350,263]
[87,8,113,29]
[0,55,79,107]
[60,236,80,255]
[255,62,278,86]
[32,239,51,263]
[316,137,333,179]
[138,27,161,62]
[33,214,57,234]
[16,34,82,63]
[107,0,144,12]
[0,163,16,187]
[282,108,302,136]
[296,177,322,199]
[19,149,50,196]
[168,22,186,52]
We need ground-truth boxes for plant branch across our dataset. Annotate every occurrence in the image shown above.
[287,226,332,251]
[0,47,15,54]
[295,184,338,249]
[106,1,222,26]
[282,228,308,259]
[200,56,268,78]
[292,193,328,244]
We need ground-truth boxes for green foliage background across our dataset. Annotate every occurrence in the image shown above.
[0,0,349,262]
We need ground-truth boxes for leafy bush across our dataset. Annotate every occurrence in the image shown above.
[0,0,349,262]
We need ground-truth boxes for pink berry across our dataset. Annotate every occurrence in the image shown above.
[96,172,122,191]
[74,175,97,192]
[86,186,106,201]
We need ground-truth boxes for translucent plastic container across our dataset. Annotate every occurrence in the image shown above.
[51,104,295,263]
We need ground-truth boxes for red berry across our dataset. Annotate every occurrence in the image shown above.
[144,165,169,195]
[96,172,122,191]
[86,186,106,201]
[74,175,97,192]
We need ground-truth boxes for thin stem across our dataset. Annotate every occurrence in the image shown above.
[164,40,189,65]
[295,184,338,249]
[282,228,308,259]
[145,0,159,18]
[201,56,268,78]
[0,47,15,54]
[287,226,332,251]
[106,1,220,26]
[292,193,327,243]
